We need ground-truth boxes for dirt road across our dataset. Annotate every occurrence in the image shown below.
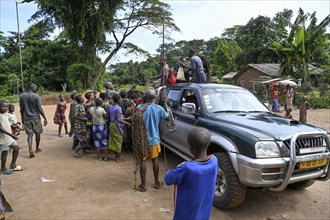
[2,104,330,219]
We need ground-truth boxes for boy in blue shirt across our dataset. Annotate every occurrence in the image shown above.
[133,89,168,192]
[164,127,218,220]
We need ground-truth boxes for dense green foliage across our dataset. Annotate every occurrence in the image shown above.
[293,89,330,108]
[1,0,179,94]
[1,3,329,111]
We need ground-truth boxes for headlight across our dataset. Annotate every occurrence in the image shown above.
[255,142,280,158]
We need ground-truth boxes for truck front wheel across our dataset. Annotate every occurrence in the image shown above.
[213,152,246,209]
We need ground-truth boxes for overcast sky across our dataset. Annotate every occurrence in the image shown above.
[1,0,329,63]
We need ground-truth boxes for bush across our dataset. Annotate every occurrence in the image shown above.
[0,95,19,104]
[294,89,330,109]
[308,95,330,109]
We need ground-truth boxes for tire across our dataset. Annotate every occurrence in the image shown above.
[213,152,246,209]
[287,179,316,190]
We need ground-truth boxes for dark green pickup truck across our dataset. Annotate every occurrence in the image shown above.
[159,83,330,209]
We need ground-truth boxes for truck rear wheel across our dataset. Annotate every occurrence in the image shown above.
[288,179,316,190]
[213,152,246,209]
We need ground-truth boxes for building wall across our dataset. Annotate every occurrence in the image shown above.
[234,67,265,89]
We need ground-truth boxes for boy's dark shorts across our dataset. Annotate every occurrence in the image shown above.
[24,118,43,135]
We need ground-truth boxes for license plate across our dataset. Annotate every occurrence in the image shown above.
[299,159,328,170]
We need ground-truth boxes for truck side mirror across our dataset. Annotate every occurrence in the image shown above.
[182,103,196,114]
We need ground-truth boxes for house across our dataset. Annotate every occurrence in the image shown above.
[233,63,281,89]
[308,64,324,87]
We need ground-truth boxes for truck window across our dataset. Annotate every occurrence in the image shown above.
[167,89,181,101]
[180,89,199,112]
[166,89,181,109]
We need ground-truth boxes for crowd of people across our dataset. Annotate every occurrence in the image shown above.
[0,48,219,219]
[0,79,218,220]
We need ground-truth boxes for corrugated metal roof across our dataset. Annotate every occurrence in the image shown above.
[248,63,281,77]
[222,72,238,79]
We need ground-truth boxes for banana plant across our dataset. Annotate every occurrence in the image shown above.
[270,8,330,82]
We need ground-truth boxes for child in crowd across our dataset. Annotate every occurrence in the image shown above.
[119,91,133,118]
[99,92,109,111]
[72,95,88,158]
[92,91,98,101]
[89,98,108,161]
[8,104,21,136]
[69,92,78,149]
[120,91,133,153]
[84,92,94,151]
[131,93,143,109]
[108,93,131,163]
[0,100,22,174]
[299,96,310,123]
[164,127,218,220]
[99,92,110,130]
[285,108,293,119]
[53,94,69,137]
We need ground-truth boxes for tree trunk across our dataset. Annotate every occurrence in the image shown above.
[61,83,67,92]
[91,43,122,89]
[84,47,97,89]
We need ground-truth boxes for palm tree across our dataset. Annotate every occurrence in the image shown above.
[270,9,330,82]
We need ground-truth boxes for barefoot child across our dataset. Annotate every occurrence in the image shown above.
[53,94,69,137]
[0,101,23,174]
[89,98,108,161]
[285,108,293,119]
[164,127,218,220]
[108,93,130,163]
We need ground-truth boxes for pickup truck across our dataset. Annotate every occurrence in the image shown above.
[158,83,330,209]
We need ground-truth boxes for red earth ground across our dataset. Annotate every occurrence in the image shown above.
[1,99,329,219]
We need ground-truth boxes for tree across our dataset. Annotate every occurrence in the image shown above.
[24,0,123,88]
[212,39,242,76]
[109,57,159,85]
[270,9,330,81]
[26,0,179,88]
[222,15,278,68]
[0,20,85,92]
